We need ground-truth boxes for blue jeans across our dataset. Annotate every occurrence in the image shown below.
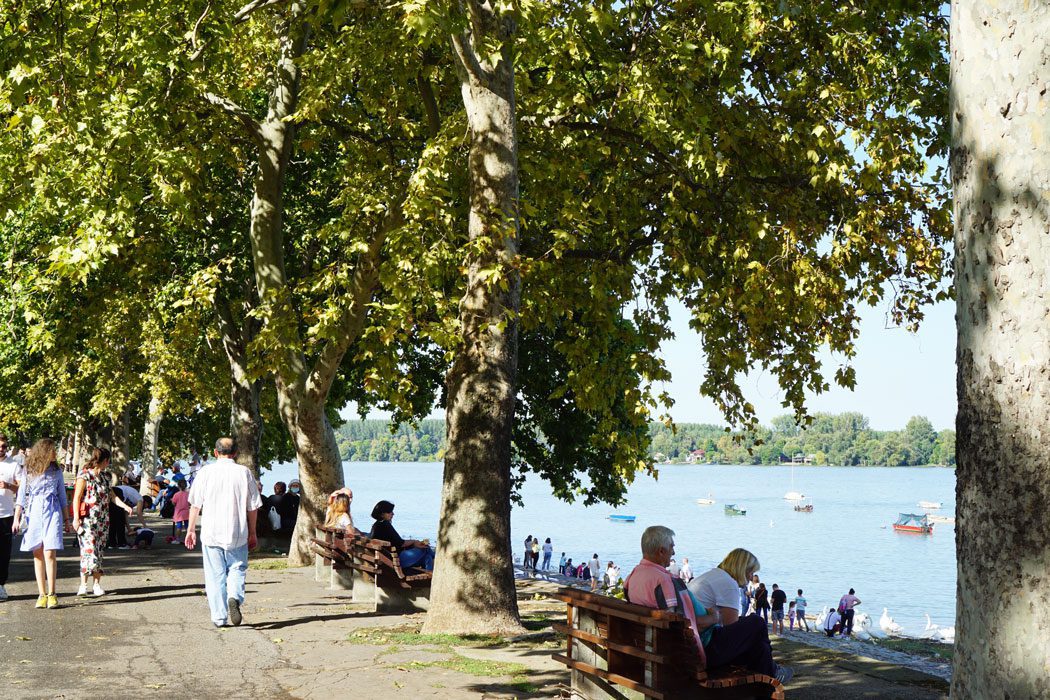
[202,544,248,625]
[399,546,435,571]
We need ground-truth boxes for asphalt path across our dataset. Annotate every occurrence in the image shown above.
[0,522,289,700]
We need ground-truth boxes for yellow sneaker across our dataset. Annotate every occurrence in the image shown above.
[35,595,47,609]
[46,594,58,609]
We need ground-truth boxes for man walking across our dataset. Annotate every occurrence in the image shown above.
[185,438,261,628]
[0,436,21,601]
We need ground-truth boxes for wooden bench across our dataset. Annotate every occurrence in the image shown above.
[311,527,432,612]
[552,587,784,700]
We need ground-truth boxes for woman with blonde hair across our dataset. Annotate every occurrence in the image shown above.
[12,439,69,609]
[686,547,792,685]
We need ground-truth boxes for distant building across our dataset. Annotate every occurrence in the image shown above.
[685,449,706,464]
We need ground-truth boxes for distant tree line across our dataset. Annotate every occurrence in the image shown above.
[335,413,955,467]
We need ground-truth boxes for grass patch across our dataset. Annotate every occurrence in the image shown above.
[520,613,552,631]
[248,558,290,570]
[877,638,954,661]
[509,679,539,693]
[409,654,528,678]
[347,625,504,649]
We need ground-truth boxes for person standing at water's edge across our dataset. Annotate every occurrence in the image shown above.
[0,436,22,601]
[589,553,601,592]
[794,589,809,632]
[184,438,261,628]
[838,588,861,637]
[541,537,553,571]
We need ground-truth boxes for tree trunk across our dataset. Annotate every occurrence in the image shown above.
[423,6,523,635]
[284,401,343,567]
[951,2,1050,696]
[139,394,163,495]
[111,409,131,473]
[216,297,263,478]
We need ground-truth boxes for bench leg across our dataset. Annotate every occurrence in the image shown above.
[314,529,328,583]
[330,563,353,591]
[352,574,378,611]
[376,586,430,613]
[571,607,639,700]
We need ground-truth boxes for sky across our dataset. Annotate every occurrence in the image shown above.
[344,296,958,432]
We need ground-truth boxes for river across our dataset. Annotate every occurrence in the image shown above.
[262,462,956,637]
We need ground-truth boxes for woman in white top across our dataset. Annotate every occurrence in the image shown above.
[685,548,791,684]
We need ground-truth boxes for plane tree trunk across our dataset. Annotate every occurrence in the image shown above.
[422,0,524,636]
[951,1,1050,696]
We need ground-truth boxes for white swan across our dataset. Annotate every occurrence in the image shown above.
[853,613,874,640]
[924,613,937,633]
[931,626,955,644]
[880,608,904,636]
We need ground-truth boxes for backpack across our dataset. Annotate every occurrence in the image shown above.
[160,500,175,519]
[837,596,848,615]
[268,506,282,531]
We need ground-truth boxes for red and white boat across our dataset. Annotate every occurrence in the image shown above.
[893,513,934,534]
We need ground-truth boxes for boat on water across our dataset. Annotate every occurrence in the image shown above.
[696,497,715,505]
[927,514,955,525]
[918,500,943,509]
[608,514,636,522]
[893,513,934,534]
[724,504,746,516]
[793,503,814,513]
[783,491,805,501]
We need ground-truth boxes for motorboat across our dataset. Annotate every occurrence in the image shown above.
[695,496,715,505]
[927,514,955,525]
[918,500,943,509]
[783,491,805,501]
[724,504,746,516]
[893,512,934,534]
[608,514,636,522]
[793,503,814,512]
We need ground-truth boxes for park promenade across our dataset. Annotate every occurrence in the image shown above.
[0,513,948,699]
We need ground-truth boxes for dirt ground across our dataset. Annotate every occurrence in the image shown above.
[0,517,948,699]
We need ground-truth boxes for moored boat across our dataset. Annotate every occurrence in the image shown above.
[783,491,805,501]
[793,503,814,512]
[918,500,943,509]
[893,512,934,534]
[926,514,955,525]
[608,514,636,522]
[696,497,715,505]
[724,504,746,516]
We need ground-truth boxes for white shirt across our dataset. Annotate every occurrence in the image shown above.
[589,557,601,575]
[688,567,743,613]
[188,458,262,549]
[825,610,842,631]
[117,485,141,507]
[680,562,693,581]
[0,456,20,517]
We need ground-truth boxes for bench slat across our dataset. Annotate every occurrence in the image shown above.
[563,596,675,628]
[552,623,673,665]
[553,653,666,699]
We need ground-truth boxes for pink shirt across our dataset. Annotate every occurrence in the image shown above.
[171,491,191,522]
[625,559,706,665]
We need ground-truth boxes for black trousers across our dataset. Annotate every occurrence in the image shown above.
[108,505,128,547]
[0,515,12,585]
[841,608,855,635]
[705,613,777,676]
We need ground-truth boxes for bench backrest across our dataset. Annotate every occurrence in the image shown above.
[554,587,702,698]
[317,527,429,586]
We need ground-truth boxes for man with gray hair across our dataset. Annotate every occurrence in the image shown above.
[185,437,261,628]
[625,526,716,664]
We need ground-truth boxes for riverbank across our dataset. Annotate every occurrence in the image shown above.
[0,515,948,698]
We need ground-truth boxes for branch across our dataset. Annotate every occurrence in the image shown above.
[416,71,441,138]
[234,0,288,23]
[203,92,264,143]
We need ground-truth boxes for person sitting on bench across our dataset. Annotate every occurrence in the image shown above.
[369,500,435,571]
[687,547,793,685]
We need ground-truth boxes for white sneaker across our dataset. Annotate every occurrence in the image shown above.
[93,583,106,597]
[77,583,89,596]
[0,584,8,600]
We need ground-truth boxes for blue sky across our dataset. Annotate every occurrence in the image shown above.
[657,297,957,431]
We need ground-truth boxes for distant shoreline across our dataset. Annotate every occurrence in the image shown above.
[326,460,955,469]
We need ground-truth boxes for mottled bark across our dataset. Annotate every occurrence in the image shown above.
[951,2,1050,697]
[215,296,263,477]
[423,2,523,636]
[111,409,131,473]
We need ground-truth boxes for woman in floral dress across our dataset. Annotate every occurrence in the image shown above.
[73,447,127,597]
[13,438,68,609]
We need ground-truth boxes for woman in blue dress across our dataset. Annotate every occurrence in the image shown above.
[13,438,68,609]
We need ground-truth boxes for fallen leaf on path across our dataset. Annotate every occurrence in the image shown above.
[271,637,284,644]
[15,636,30,641]
[18,660,30,664]
[91,636,108,640]
[145,684,166,689]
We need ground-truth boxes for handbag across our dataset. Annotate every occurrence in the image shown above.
[78,501,89,518]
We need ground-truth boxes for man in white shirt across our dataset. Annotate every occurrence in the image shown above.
[0,436,21,601]
[185,437,262,628]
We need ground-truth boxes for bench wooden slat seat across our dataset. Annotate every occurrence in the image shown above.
[312,525,432,612]
[552,587,784,699]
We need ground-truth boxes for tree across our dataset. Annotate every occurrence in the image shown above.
[951,1,1049,694]
[903,416,937,465]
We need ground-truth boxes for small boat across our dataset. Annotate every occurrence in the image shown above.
[695,496,715,505]
[793,503,814,512]
[893,512,934,534]
[927,514,955,525]
[608,514,636,522]
[724,504,746,516]
[783,491,805,501]
[918,500,943,509]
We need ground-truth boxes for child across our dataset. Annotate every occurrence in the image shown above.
[170,480,190,544]
[788,601,797,630]
[325,493,353,530]
[132,526,155,549]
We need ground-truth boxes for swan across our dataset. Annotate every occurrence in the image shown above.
[856,612,885,638]
[932,626,955,644]
[924,613,937,633]
[853,613,873,640]
[880,608,904,636]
